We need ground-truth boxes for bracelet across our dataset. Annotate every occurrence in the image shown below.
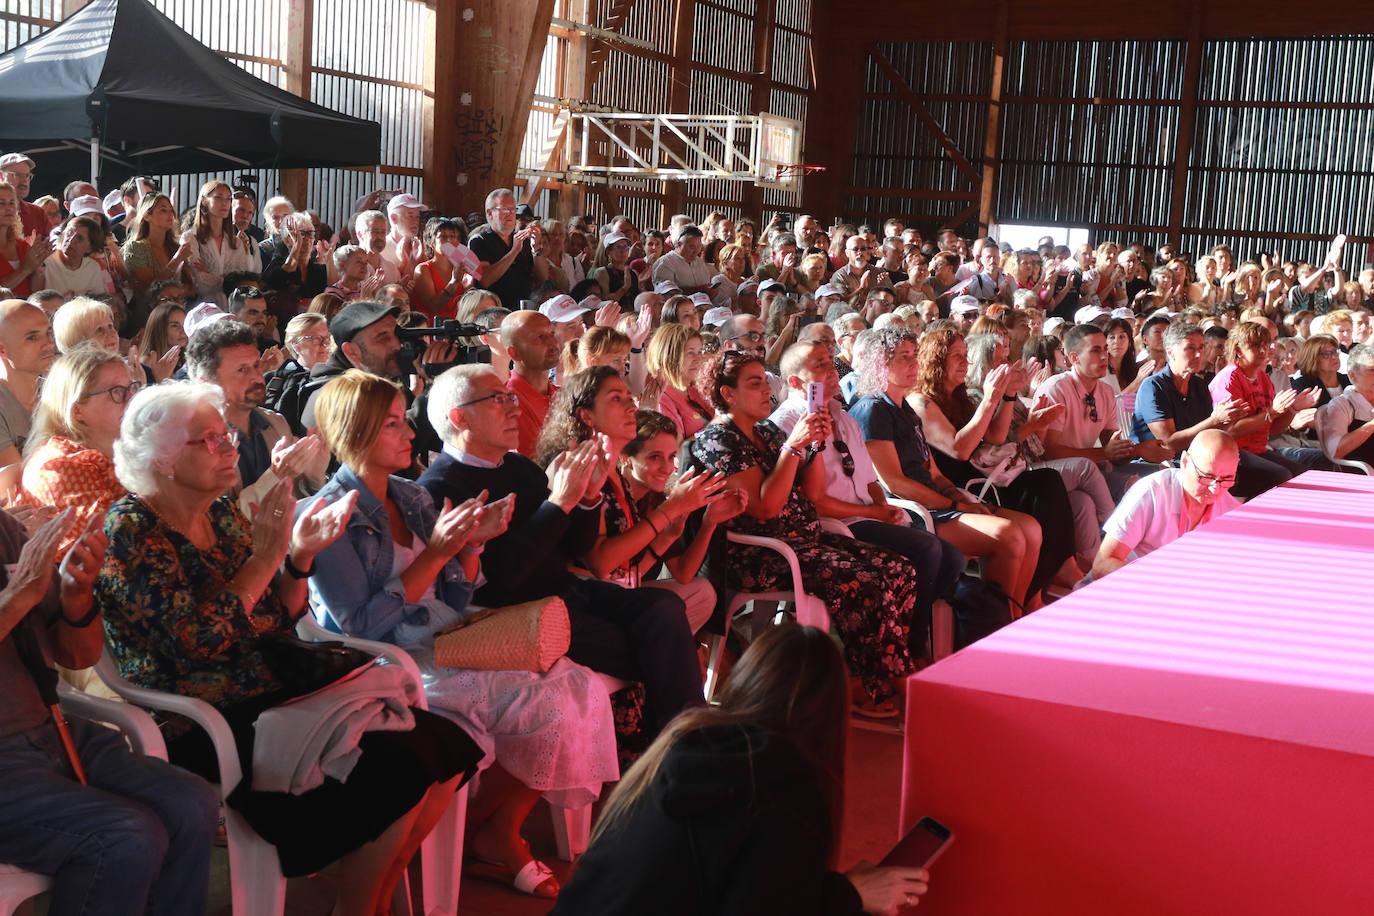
[58,606,102,628]
[630,346,644,354]
[284,554,315,579]
[646,513,663,535]
[646,544,662,561]
[780,444,805,460]
[1001,394,1017,402]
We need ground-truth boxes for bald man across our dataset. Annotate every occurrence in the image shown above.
[500,309,561,456]
[1092,429,1242,580]
[0,299,57,465]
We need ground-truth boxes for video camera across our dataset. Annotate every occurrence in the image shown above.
[396,319,491,378]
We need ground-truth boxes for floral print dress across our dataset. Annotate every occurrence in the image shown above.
[689,418,922,701]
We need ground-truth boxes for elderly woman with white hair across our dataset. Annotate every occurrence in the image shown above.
[263,211,328,308]
[95,381,481,915]
[1317,342,1374,467]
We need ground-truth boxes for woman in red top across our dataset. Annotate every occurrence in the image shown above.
[412,217,471,318]
[0,181,48,297]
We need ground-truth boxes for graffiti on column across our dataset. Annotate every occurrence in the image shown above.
[453,109,505,177]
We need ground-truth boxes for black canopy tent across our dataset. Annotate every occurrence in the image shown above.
[0,0,382,197]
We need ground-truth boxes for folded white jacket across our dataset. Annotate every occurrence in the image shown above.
[252,663,416,795]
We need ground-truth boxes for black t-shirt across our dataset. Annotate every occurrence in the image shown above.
[469,226,536,310]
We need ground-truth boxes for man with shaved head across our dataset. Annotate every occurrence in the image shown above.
[500,309,561,457]
[0,299,56,465]
[1092,429,1242,580]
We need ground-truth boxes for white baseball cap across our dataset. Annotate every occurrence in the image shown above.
[1074,304,1110,324]
[69,195,103,218]
[758,279,785,295]
[736,278,759,295]
[816,283,845,299]
[702,306,733,326]
[184,302,232,337]
[950,294,981,315]
[603,232,630,247]
[386,192,423,217]
[654,281,681,296]
[540,294,591,323]
[689,292,713,308]
[0,152,34,170]
[1110,307,1136,320]
[101,189,124,215]
[1042,317,1065,335]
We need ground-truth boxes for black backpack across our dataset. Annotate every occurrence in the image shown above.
[265,363,323,436]
[950,575,1018,649]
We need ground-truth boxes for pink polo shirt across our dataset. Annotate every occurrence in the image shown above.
[1209,363,1274,454]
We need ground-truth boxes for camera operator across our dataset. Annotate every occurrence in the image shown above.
[297,300,466,471]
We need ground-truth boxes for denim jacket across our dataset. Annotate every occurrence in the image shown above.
[306,464,475,644]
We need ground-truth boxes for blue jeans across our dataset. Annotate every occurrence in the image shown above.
[0,717,219,916]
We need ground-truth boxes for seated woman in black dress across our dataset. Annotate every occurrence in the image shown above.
[688,351,927,717]
[96,382,480,916]
[550,624,932,915]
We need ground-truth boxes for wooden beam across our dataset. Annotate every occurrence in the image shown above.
[978,0,1007,234]
[847,187,980,202]
[741,0,778,220]
[280,0,313,210]
[1167,7,1202,248]
[660,0,696,225]
[557,0,591,221]
[869,47,980,185]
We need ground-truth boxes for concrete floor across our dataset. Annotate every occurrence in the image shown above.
[202,722,906,916]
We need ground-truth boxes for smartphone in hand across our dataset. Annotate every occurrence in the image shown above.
[881,816,954,870]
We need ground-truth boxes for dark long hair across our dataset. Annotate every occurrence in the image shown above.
[914,326,975,426]
[590,624,849,865]
[533,365,622,467]
[1103,317,1140,387]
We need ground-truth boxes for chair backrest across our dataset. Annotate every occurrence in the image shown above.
[1117,392,1136,439]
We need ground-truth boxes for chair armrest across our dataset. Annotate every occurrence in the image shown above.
[58,681,167,761]
[725,531,808,596]
[93,649,242,793]
[885,497,936,532]
[1333,457,1374,476]
[818,517,854,537]
[296,614,426,709]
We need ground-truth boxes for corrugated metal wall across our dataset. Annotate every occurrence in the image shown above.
[848,35,1374,265]
[521,0,814,228]
[0,0,426,235]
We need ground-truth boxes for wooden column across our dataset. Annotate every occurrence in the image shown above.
[660,0,695,225]
[281,0,313,209]
[556,0,591,221]
[977,0,1007,235]
[741,0,778,219]
[799,29,866,224]
[1168,8,1203,248]
[427,0,557,216]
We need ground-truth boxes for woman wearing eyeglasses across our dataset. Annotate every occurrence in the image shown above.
[179,180,261,309]
[19,347,137,557]
[1291,334,1349,407]
[97,381,479,915]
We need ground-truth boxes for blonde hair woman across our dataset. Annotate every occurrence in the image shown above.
[644,323,711,438]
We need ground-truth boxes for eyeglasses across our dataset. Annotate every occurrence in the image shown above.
[1320,349,1339,358]
[156,296,184,306]
[1193,468,1236,489]
[1084,390,1099,423]
[84,381,142,404]
[456,391,519,409]
[833,437,856,478]
[490,206,517,214]
[187,429,239,453]
[232,285,264,298]
[292,334,329,346]
[726,330,765,343]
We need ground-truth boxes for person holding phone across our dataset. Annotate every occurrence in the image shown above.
[550,624,932,916]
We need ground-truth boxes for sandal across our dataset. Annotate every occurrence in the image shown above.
[850,696,900,719]
[467,856,560,898]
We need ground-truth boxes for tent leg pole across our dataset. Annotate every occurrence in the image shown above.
[90,138,99,185]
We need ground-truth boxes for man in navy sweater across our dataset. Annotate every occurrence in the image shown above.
[418,364,703,733]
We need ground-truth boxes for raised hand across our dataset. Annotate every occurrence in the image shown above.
[662,468,730,518]
[469,492,515,545]
[249,479,296,567]
[594,298,621,328]
[3,508,73,616]
[546,441,597,512]
[428,495,485,558]
[290,490,358,562]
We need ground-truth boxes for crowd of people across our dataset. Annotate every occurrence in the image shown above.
[0,147,1368,914]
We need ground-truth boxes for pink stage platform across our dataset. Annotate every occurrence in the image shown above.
[900,470,1374,914]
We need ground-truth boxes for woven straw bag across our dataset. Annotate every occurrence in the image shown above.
[433,597,571,672]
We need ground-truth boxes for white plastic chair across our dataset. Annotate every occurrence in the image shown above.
[703,531,831,701]
[0,685,168,916]
[302,607,610,866]
[1332,457,1373,475]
